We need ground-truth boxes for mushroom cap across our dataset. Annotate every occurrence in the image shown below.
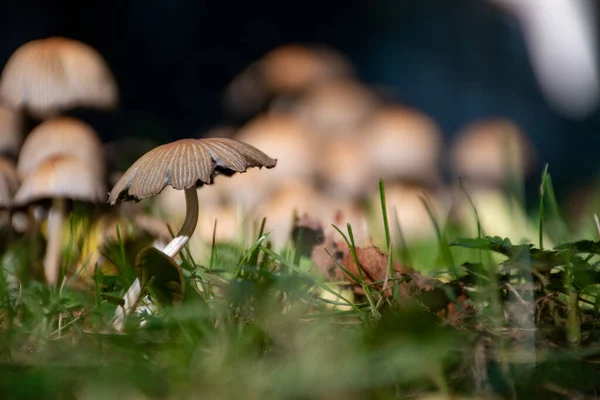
[362,107,442,185]
[17,116,105,179]
[293,78,378,138]
[13,154,107,207]
[318,138,376,200]
[450,117,535,185]
[0,37,118,118]
[261,44,353,94]
[249,178,320,249]
[108,137,277,205]
[235,114,316,182]
[0,156,19,208]
[0,106,22,158]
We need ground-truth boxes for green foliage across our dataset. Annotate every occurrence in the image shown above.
[3,172,600,398]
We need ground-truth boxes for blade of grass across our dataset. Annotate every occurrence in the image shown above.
[538,164,549,250]
[259,245,362,315]
[209,218,217,272]
[392,207,412,269]
[379,179,399,302]
[333,224,381,319]
[419,195,457,279]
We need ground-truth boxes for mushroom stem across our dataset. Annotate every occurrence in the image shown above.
[113,187,199,330]
[44,197,66,287]
[162,187,199,257]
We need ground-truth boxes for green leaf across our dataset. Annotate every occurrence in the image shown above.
[450,236,517,257]
[555,240,600,255]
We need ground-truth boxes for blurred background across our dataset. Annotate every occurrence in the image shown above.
[1,0,599,199]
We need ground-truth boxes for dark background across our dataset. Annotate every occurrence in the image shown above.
[2,0,600,195]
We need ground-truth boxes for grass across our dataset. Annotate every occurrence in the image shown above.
[1,174,600,399]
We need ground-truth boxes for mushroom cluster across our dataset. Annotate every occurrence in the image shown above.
[0,37,118,286]
[160,44,539,257]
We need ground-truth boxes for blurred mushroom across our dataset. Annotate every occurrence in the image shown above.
[0,37,118,118]
[249,178,320,249]
[17,116,105,179]
[228,114,316,208]
[262,45,353,95]
[450,117,536,188]
[224,44,353,118]
[13,154,106,286]
[292,78,379,139]
[317,138,375,200]
[108,137,276,329]
[0,106,22,159]
[361,107,443,187]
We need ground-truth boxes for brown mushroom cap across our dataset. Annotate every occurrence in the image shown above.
[0,37,118,118]
[318,138,376,199]
[0,156,19,208]
[293,78,378,138]
[362,107,443,185]
[17,116,105,179]
[108,138,277,205]
[0,106,22,158]
[13,154,106,207]
[235,114,316,182]
[450,117,535,185]
[261,45,353,94]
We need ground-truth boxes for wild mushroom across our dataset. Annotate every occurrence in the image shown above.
[449,117,535,188]
[12,154,106,286]
[292,78,378,139]
[108,137,276,329]
[17,116,106,179]
[226,114,315,209]
[361,106,443,188]
[224,44,353,118]
[0,37,118,118]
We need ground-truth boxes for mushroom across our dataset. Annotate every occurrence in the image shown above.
[226,114,316,209]
[292,78,379,139]
[12,155,106,286]
[361,106,443,187]
[449,117,535,188]
[223,44,353,118]
[261,45,354,95]
[0,37,118,118]
[317,137,375,200]
[17,116,106,179]
[108,137,276,329]
[249,178,320,249]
